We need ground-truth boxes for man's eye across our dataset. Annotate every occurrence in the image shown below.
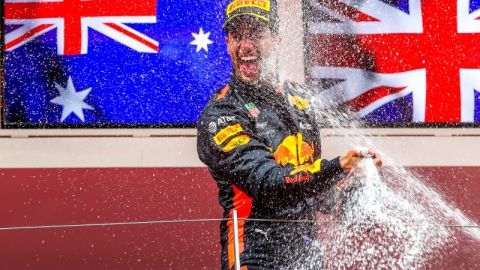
[254,31,267,38]
[253,33,264,39]
[230,33,240,41]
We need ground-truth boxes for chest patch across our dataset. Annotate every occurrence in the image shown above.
[273,133,314,167]
[213,124,243,145]
[244,103,260,118]
[288,95,310,110]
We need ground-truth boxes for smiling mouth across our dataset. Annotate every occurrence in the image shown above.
[238,55,260,78]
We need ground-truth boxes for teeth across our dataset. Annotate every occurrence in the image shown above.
[241,56,257,61]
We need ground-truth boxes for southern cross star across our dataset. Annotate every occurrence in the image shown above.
[50,77,94,122]
[190,27,213,53]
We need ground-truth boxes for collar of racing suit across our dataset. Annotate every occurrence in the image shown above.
[229,75,286,107]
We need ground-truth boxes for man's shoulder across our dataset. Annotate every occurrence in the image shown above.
[214,84,232,102]
[202,83,241,116]
[197,83,252,147]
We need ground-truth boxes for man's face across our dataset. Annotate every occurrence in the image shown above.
[226,17,278,85]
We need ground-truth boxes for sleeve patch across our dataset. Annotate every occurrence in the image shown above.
[222,135,251,152]
[213,124,243,145]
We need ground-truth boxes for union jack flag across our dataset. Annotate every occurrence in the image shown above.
[5,0,159,55]
[305,0,480,123]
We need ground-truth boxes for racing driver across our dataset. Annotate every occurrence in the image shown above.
[197,0,382,269]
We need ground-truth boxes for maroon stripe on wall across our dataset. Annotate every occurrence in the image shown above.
[409,168,480,269]
[409,167,480,224]
[1,167,480,269]
[0,168,222,270]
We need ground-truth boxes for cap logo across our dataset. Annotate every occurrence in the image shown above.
[227,0,271,15]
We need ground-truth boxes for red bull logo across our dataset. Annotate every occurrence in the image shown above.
[285,173,310,184]
[299,139,315,165]
[273,133,314,167]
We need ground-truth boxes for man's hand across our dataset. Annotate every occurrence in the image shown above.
[339,148,383,174]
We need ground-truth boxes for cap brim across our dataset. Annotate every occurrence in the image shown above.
[222,13,270,31]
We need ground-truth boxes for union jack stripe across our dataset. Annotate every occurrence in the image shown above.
[4,0,159,55]
[307,0,423,34]
[311,67,427,122]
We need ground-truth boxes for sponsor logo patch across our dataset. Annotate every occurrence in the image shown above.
[299,122,312,130]
[217,116,236,125]
[208,122,217,133]
[288,95,310,110]
[245,103,260,118]
[227,0,270,15]
[284,173,310,184]
[222,135,251,152]
[273,133,314,167]
[213,124,243,145]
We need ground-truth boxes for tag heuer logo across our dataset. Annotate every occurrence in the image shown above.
[244,103,260,118]
[208,122,217,133]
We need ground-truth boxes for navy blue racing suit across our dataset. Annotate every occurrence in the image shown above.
[197,76,343,270]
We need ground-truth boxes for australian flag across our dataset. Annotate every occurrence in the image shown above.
[3,0,231,126]
[305,0,480,123]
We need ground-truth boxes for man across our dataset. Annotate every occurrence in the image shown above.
[197,0,382,269]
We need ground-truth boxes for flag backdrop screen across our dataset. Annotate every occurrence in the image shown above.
[3,0,231,127]
[305,0,480,124]
[3,0,480,127]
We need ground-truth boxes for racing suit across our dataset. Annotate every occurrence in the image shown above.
[197,75,344,270]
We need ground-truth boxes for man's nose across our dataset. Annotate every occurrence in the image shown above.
[238,37,256,50]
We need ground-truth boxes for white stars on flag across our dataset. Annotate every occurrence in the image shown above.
[190,28,213,53]
[50,77,94,122]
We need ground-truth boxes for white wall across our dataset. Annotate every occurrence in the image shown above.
[0,128,479,168]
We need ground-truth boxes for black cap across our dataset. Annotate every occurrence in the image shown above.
[223,0,278,33]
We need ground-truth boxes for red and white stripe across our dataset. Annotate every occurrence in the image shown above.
[4,21,57,51]
[307,0,422,35]
[88,19,159,53]
[4,0,159,55]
